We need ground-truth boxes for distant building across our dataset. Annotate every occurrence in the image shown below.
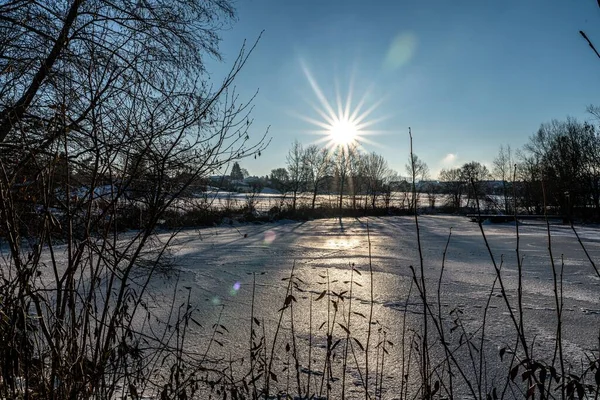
[243,176,261,185]
[208,175,229,183]
[415,180,442,191]
[389,180,411,192]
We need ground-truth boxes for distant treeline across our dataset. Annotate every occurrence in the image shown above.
[7,114,600,232]
[226,114,600,221]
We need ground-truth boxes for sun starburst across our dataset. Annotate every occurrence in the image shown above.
[297,62,387,152]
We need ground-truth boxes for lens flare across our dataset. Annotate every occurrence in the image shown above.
[230,281,241,296]
[264,230,276,244]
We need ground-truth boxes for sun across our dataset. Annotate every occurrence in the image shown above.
[295,61,388,151]
[330,118,358,145]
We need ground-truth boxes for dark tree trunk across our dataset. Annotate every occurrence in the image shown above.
[338,176,345,214]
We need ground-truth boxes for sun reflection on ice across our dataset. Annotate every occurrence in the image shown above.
[324,237,360,250]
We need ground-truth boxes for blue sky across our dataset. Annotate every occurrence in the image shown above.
[211,0,600,178]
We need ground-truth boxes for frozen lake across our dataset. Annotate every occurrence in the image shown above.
[159,215,600,398]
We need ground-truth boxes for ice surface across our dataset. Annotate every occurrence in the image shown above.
[160,215,600,397]
[6,215,596,397]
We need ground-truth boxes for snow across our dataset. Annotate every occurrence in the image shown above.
[5,215,598,398]
[162,215,600,397]
[171,191,462,213]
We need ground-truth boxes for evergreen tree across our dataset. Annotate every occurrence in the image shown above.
[231,162,244,180]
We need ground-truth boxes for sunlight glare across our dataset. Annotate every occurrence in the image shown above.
[298,61,388,151]
[330,118,358,145]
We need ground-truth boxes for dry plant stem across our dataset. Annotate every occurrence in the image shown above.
[318,270,330,397]
[374,329,381,398]
[514,170,526,354]
[127,234,178,334]
[594,328,600,400]
[286,350,291,396]
[341,263,355,400]
[201,304,226,365]
[265,262,296,396]
[500,165,523,400]
[320,270,334,397]
[471,178,530,361]
[569,222,600,280]
[400,279,413,400]
[249,272,258,398]
[437,227,454,398]
[289,279,302,397]
[500,332,522,399]
[547,254,566,398]
[172,287,194,398]
[261,319,268,395]
[142,256,181,364]
[338,277,368,394]
[100,229,157,366]
[405,331,416,400]
[409,127,430,398]
[323,270,340,398]
[456,311,480,392]
[365,220,375,400]
[478,258,502,398]
[380,331,387,399]
[164,299,203,398]
[541,180,565,396]
[307,292,313,396]
[409,264,479,398]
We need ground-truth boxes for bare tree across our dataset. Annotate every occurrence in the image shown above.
[286,140,306,212]
[523,117,599,218]
[439,168,464,211]
[493,144,515,214]
[363,152,390,210]
[270,167,289,191]
[381,170,401,211]
[304,145,331,210]
[348,149,365,210]
[516,150,544,215]
[0,1,267,398]
[461,161,491,209]
[424,181,438,209]
[333,144,358,213]
[405,153,429,211]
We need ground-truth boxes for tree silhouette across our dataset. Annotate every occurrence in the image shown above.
[231,162,244,181]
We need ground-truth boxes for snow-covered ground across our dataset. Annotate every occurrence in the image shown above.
[186,190,442,212]
[160,215,599,397]
[5,215,595,397]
